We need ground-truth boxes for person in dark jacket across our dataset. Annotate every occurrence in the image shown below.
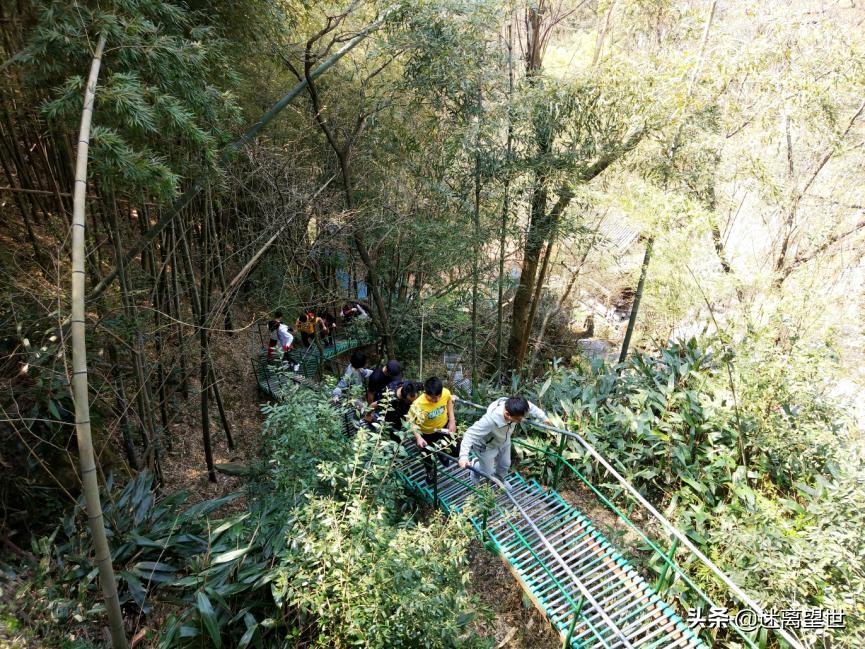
[366,359,402,406]
[332,351,372,399]
[379,379,420,442]
[316,308,338,345]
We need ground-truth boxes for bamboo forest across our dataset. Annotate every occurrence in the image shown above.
[0,1,863,648]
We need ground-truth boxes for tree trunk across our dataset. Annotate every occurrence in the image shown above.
[506,5,557,372]
[68,34,128,649]
[618,238,653,364]
[153,230,171,436]
[107,345,141,471]
[169,220,189,399]
[471,84,482,393]
[303,68,395,356]
[209,366,234,451]
[496,23,514,378]
[506,170,550,370]
[178,219,216,482]
[618,0,716,363]
[591,0,616,67]
[108,199,159,477]
[528,212,605,373]
[519,232,556,367]
[0,138,46,271]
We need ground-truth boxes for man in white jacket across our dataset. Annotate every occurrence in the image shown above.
[458,396,551,487]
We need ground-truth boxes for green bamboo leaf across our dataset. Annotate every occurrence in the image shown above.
[680,475,705,495]
[212,547,251,564]
[196,591,221,648]
[237,623,258,649]
[210,513,250,538]
[134,560,177,573]
[121,571,147,609]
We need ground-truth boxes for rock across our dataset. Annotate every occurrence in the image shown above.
[214,462,249,476]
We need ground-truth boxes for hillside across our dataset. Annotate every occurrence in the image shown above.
[1,1,863,648]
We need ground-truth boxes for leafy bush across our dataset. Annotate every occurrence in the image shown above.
[262,389,347,499]
[733,335,848,491]
[266,392,484,647]
[158,501,292,649]
[708,471,865,648]
[273,497,480,648]
[163,389,485,648]
[4,471,237,643]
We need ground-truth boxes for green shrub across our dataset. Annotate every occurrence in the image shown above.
[273,498,481,648]
[163,389,486,648]
[5,471,237,644]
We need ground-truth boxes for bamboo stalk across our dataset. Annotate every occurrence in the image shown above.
[618,237,653,364]
[497,21,513,378]
[69,33,128,649]
[153,229,171,436]
[169,219,189,398]
[209,366,234,451]
[177,214,216,482]
[107,344,141,470]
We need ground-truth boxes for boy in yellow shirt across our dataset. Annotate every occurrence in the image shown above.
[409,376,457,484]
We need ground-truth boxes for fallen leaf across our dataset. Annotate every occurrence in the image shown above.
[496,626,517,648]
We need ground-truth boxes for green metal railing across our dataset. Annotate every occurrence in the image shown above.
[454,398,805,649]
[253,332,376,398]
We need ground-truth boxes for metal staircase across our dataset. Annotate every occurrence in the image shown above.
[252,334,375,399]
[395,440,705,648]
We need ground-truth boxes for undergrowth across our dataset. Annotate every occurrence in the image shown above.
[1,384,485,648]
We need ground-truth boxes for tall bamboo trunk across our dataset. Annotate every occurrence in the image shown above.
[69,34,128,649]
[152,234,171,435]
[518,232,556,367]
[202,194,233,451]
[178,216,216,482]
[506,21,553,371]
[169,220,189,398]
[471,83,482,394]
[617,0,717,365]
[618,238,653,364]
[108,199,159,474]
[497,22,514,378]
[107,344,141,470]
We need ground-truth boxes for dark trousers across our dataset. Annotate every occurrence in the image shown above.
[300,331,325,358]
[419,431,457,480]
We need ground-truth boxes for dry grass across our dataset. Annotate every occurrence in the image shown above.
[466,539,562,649]
[158,314,268,515]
